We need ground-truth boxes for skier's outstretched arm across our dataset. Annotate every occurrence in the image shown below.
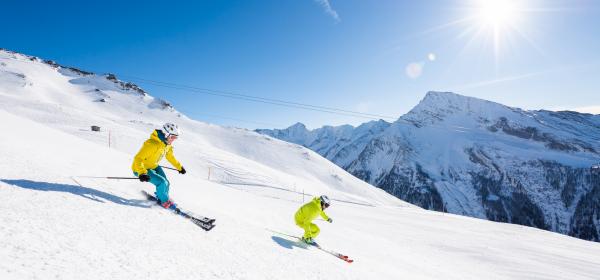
[320,211,330,222]
[166,146,183,171]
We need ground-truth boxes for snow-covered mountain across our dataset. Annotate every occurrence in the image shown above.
[258,91,600,242]
[2,48,600,279]
[256,120,391,168]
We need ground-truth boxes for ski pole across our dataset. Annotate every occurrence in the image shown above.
[74,176,139,180]
[159,165,179,171]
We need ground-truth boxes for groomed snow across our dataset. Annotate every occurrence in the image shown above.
[1,50,600,279]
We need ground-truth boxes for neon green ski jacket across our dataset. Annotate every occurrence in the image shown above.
[295,197,330,224]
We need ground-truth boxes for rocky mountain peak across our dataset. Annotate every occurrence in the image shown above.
[287,122,308,131]
[400,91,519,127]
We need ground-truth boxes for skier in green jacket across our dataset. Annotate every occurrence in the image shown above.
[294,195,332,244]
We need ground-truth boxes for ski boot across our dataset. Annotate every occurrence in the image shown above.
[159,199,178,211]
[301,236,316,245]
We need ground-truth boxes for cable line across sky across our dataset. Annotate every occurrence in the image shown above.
[120,75,398,121]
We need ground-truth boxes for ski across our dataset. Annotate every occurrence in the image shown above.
[311,242,354,263]
[268,229,353,263]
[142,191,216,231]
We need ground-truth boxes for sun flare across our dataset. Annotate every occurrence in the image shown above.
[477,0,518,27]
[463,0,526,67]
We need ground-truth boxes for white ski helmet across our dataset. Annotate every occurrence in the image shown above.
[162,123,181,137]
[320,195,331,207]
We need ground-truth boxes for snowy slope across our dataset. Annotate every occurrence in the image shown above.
[1,49,600,279]
[0,49,399,207]
[259,91,600,242]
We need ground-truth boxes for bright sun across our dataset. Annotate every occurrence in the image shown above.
[466,0,525,65]
[476,0,518,27]
[421,0,536,69]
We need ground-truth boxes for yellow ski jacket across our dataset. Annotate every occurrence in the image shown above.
[131,130,182,175]
[295,197,330,224]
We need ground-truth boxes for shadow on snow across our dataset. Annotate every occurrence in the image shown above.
[1,179,149,208]
[271,236,309,250]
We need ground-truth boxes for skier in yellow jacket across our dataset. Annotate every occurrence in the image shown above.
[132,123,186,208]
[294,195,332,244]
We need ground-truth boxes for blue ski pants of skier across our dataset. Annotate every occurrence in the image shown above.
[134,166,170,202]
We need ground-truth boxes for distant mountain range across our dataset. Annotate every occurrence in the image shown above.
[258,91,600,242]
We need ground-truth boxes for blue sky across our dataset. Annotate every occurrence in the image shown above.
[2,0,599,129]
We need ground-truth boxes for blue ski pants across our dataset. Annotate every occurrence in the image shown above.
[134,166,170,203]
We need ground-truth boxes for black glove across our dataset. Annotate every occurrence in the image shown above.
[139,174,150,182]
[327,218,333,223]
[179,166,186,174]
